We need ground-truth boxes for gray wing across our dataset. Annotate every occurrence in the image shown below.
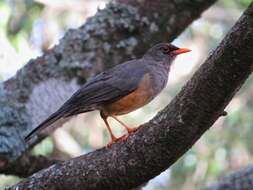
[63,59,149,115]
[25,59,148,141]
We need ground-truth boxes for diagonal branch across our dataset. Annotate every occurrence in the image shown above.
[8,2,253,190]
[0,0,217,175]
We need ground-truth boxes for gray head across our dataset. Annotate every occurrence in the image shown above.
[143,43,191,66]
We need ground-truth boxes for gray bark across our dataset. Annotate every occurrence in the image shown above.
[0,153,58,177]
[0,0,217,175]
[205,165,253,190]
[8,2,253,190]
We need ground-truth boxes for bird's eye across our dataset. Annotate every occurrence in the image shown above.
[161,47,170,54]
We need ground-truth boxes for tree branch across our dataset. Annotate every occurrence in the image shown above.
[0,153,59,178]
[0,0,216,174]
[8,2,253,190]
[206,165,253,190]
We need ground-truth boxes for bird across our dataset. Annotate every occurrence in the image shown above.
[25,43,191,146]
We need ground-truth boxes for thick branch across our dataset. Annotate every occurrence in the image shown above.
[0,154,59,178]
[0,0,216,172]
[206,165,253,190]
[8,2,253,190]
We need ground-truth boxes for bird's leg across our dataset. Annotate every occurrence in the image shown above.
[101,113,126,147]
[102,117,117,142]
[111,116,139,135]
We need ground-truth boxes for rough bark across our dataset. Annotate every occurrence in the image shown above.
[0,0,217,174]
[8,2,253,190]
[205,165,253,190]
[0,153,59,178]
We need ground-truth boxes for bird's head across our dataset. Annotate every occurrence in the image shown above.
[144,43,191,66]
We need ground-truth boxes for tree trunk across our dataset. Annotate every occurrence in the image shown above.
[8,2,253,190]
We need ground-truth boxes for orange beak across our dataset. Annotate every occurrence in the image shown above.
[173,48,191,55]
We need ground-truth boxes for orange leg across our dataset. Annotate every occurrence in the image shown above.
[101,115,126,147]
[111,116,139,134]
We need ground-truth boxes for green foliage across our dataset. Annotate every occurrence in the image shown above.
[6,0,43,49]
[32,137,54,156]
[0,175,21,188]
[220,0,252,8]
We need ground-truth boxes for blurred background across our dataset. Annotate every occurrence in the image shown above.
[0,0,252,189]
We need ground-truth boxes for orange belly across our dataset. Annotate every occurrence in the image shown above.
[103,74,154,116]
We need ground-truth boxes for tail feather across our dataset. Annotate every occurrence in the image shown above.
[25,110,64,142]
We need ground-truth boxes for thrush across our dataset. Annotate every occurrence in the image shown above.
[25,43,191,146]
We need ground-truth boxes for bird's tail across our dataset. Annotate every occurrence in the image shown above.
[25,110,65,142]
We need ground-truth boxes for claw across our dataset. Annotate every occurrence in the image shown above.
[106,134,128,148]
[126,125,143,134]
[126,127,138,134]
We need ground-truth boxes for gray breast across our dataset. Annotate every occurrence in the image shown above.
[148,63,169,97]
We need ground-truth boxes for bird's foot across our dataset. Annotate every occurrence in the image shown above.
[107,134,128,148]
[106,125,144,147]
[126,127,138,134]
[126,125,143,134]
